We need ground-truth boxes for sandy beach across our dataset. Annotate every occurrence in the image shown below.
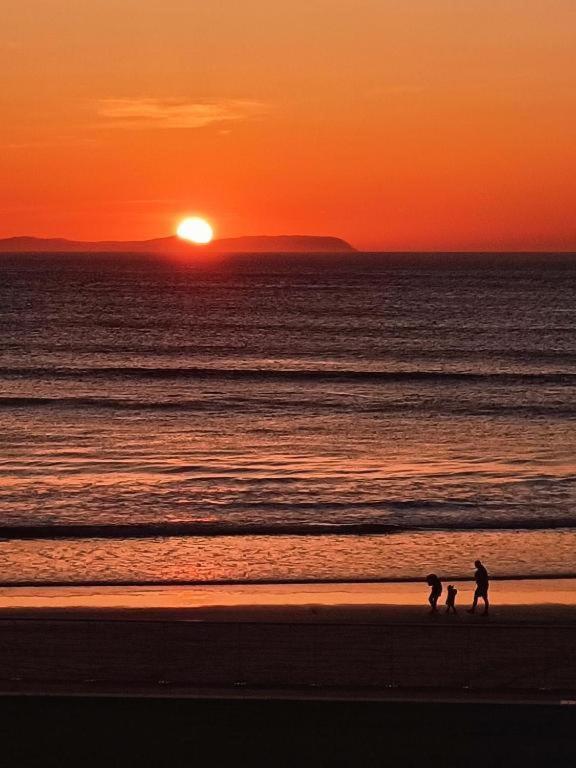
[0,579,574,700]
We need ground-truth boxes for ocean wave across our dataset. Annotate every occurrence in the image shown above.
[2,342,576,364]
[0,396,197,410]
[1,518,575,540]
[1,365,575,384]
[0,395,574,418]
[2,573,576,588]
[0,395,574,419]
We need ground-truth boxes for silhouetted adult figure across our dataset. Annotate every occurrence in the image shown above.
[425,574,442,612]
[468,560,489,614]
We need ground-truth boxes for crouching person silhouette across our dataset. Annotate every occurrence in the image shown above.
[425,574,442,612]
[445,584,458,614]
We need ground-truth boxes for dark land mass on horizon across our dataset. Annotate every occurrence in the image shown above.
[1,237,575,266]
[0,234,356,254]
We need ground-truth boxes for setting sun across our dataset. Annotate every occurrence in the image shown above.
[176,217,214,244]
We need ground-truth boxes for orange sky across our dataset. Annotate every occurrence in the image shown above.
[1,1,575,250]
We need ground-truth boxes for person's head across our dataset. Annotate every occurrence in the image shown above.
[426,573,438,586]
[475,560,482,568]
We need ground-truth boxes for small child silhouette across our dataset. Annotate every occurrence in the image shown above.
[446,585,458,614]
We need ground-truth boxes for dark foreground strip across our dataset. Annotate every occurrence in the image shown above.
[0,697,575,767]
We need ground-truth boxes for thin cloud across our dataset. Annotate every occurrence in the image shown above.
[96,97,268,129]
[3,137,98,150]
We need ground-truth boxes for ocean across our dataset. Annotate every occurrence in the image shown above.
[0,252,574,585]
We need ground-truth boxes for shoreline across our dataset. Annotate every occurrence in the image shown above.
[1,578,575,619]
[1,572,576,589]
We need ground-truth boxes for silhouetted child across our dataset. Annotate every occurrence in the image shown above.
[445,584,457,614]
[425,574,442,612]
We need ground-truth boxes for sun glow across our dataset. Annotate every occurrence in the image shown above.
[176,217,214,244]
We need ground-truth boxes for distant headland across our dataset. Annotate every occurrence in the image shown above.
[0,235,356,254]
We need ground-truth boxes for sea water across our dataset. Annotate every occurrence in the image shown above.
[0,252,574,584]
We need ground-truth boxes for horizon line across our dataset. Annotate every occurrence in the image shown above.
[2,234,576,256]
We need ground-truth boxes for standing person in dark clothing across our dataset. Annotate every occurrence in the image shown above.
[425,574,442,612]
[468,560,489,614]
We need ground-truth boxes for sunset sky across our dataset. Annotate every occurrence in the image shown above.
[2,0,575,250]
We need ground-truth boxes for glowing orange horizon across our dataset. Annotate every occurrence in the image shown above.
[1,3,575,251]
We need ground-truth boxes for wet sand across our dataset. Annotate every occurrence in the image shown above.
[0,580,574,699]
[2,577,575,612]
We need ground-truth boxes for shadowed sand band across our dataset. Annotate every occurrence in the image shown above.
[0,580,575,699]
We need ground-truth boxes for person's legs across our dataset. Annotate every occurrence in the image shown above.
[482,594,489,614]
[468,590,479,613]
